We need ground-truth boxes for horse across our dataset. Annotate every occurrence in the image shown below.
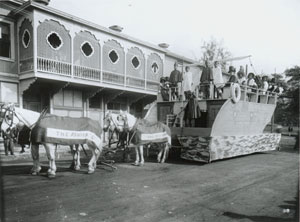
[103,111,130,161]
[116,110,171,166]
[103,111,126,148]
[0,104,103,178]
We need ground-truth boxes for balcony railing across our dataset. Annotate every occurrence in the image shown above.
[36,57,159,92]
[102,71,125,85]
[146,80,160,91]
[37,57,71,76]
[126,76,145,89]
[74,65,101,81]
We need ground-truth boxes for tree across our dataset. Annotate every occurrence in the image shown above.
[270,73,288,90]
[285,66,300,119]
[274,66,300,126]
[200,38,232,70]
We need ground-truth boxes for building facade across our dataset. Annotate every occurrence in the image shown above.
[0,0,201,124]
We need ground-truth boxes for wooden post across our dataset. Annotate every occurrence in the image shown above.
[271,114,274,133]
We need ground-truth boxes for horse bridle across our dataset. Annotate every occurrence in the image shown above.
[0,104,15,129]
[0,104,21,142]
[103,113,122,132]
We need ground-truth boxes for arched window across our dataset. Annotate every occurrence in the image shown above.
[108,49,119,64]
[22,29,30,48]
[151,62,159,74]
[46,31,63,50]
[131,56,140,69]
[81,41,94,57]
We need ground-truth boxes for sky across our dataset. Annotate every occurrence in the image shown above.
[50,0,300,75]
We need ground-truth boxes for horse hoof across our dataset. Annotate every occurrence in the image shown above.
[48,174,56,179]
[131,162,139,166]
[87,170,95,174]
[74,166,81,171]
[31,171,39,176]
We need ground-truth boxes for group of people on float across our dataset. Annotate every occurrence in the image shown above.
[227,65,283,95]
[160,61,283,101]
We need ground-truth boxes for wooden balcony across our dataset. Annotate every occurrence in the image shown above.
[37,57,71,77]
[36,57,159,93]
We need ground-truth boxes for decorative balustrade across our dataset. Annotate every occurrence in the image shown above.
[20,57,34,73]
[102,71,125,85]
[74,65,101,80]
[36,57,159,92]
[126,76,145,89]
[37,57,71,76]
[146,80,160,91]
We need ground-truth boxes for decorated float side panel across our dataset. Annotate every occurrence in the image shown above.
[37,19,71,63]
[179,136,210,163]
[19,18,33,73]
[126,47,145,88]
[73,31,100,70]
[102,39,125,84]
[211,100,276,136]
[209,133,281,161]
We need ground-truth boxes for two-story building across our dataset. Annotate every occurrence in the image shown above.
[0,0,202,125]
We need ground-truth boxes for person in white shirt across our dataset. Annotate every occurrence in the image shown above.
[237,71,246,85]
[247,73,257,88]
[262,76,269,94]
[182,66,193,100]
[212,61,224,98]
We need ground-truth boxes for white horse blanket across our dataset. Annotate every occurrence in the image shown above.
[129,119,171,146]
[31,115,102,146]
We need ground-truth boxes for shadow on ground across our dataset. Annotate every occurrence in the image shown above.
[223,193,299,222]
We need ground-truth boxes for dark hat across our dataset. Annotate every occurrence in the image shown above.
[247,72,255,79]
[262,75,268,80]
[229,66,235,72]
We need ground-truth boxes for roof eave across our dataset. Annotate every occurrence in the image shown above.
[14,1,167,53]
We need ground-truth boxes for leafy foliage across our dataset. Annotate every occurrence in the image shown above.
[200,38,231,69]
[274,66,299,126]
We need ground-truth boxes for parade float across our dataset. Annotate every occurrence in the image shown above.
[144,82,281,163]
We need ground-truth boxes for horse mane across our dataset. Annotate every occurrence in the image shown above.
[14,107,41,128]
[124,112,137,129]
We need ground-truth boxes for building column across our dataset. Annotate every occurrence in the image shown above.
[49,92,54,114]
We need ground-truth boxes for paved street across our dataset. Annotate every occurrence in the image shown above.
[0,136,299,222]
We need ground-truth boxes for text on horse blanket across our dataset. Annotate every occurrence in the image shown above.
[131,119,171,145]
[31,116,102,146]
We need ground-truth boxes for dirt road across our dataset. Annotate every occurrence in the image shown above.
[1,136,299,222]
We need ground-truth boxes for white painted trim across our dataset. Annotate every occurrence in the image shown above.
[46,31,64,51]
[124,49,127,87]
[100,42,103,82]
[80,41,94,58]
[144,57,147,89]
[131,55,141,70]
[35,71,157,95]
[22,29,31,48]
[33,10,38,73]
[0,18,15,61]
[108,49,120,64]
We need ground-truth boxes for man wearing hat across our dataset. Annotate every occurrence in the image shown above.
[199,60,214,99]
[169,62,182,100]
